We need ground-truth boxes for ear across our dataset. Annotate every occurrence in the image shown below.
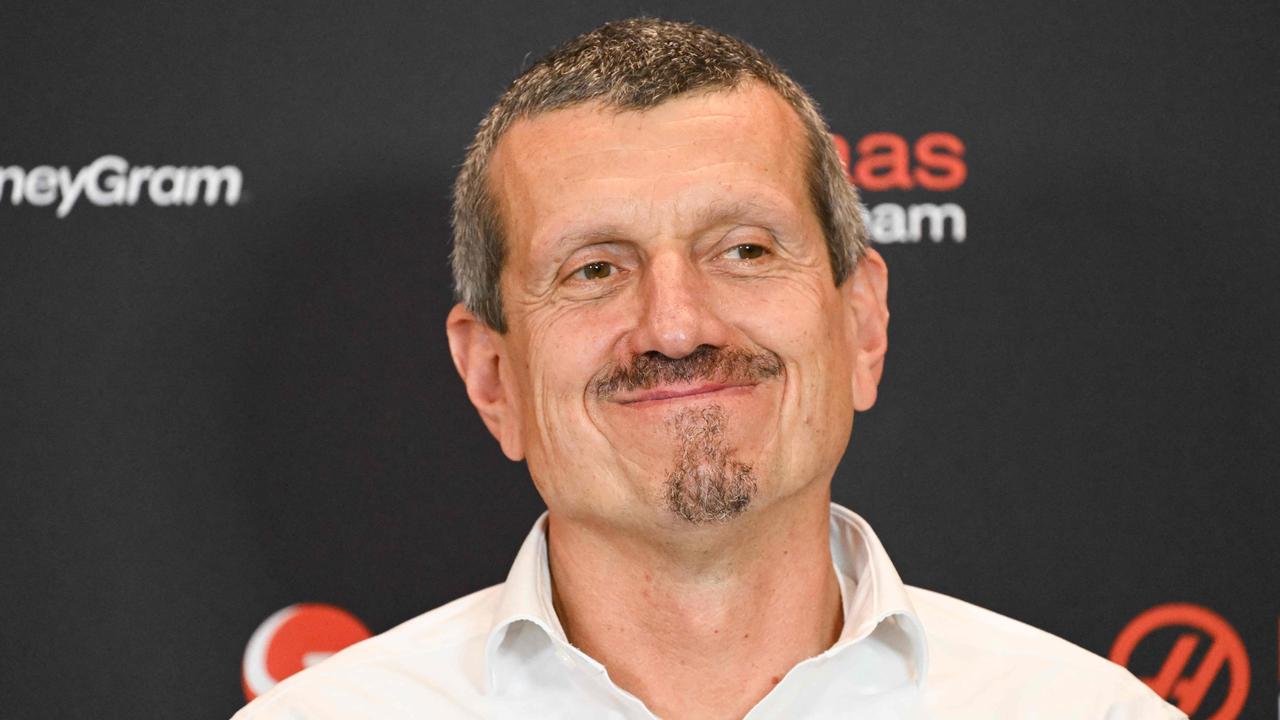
[843,247,890,411]
[445,303,525,461]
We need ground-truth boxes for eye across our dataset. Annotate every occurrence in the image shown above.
[571,261,615,281]
[724,243,768,260]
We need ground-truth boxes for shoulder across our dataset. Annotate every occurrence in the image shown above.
[906,586,1185,718]
[906,584,1123,673]
[231,585,504,720]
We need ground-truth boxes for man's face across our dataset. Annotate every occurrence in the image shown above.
[451,82,887,532]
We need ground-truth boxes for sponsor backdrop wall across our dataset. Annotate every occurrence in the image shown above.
[2,2,1276,718]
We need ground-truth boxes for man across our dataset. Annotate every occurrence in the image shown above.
[236,18,1182,719]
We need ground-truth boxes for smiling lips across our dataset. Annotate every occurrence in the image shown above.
[613,382,757,406]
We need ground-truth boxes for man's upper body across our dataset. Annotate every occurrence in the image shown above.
[234,504,1181,719]
[236,18,1184,718]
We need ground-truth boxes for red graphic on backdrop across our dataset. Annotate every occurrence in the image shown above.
[1110,603,1249,719]
[241,603,372,701]
[830,132,967,191]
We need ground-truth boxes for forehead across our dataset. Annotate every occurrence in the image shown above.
[487,82,812,256]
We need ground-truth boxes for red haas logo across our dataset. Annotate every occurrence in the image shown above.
[1110,603,1250,719]
[831,132,967,191]
[242,603,372,701]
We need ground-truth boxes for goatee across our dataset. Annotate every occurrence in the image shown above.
[665,404,757,525]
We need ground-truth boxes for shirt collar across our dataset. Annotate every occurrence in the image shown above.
[483,512,567,693]
[827,503,930,687]
[484,503,929,694]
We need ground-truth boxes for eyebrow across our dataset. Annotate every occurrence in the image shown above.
[537,195,796,269]
[688,197,790,228]
[541,227,628,260]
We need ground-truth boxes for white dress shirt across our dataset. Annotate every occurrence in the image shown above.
[234,504,1184,719]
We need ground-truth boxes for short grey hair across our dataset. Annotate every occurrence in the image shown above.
[451,17,868,332]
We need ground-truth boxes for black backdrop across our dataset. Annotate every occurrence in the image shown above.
[1,2,1277,718]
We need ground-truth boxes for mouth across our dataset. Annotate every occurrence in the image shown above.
[613,381,758,407]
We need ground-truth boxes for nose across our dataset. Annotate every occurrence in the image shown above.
[626,251,732,359]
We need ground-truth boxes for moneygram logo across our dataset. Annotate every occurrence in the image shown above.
[1110,603,1250,719]
[832,132,967,245]
[241,603,371,701]
[0,155,242,218]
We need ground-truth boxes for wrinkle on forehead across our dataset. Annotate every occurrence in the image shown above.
[490,81,806,194]
[489,81,813,293]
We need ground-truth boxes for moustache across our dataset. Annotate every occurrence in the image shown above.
[592,345,783,400]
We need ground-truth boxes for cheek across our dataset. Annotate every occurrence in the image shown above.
[515,305,654,513]
[730,276,846,365]
[515,306,621,449]
[727,278,854,420]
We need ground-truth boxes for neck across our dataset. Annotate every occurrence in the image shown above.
[546,484,842,720]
